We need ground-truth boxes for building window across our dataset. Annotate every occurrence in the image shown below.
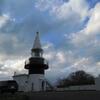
[42,81,44,91]
[32,83,34,91]
[25,81,28,83]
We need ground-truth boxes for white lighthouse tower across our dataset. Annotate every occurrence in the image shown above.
[24,32,49,92]
[13,32,49,92]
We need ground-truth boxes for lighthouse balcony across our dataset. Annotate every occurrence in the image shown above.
[25,57,48,69]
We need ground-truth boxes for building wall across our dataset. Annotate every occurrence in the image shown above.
[13,75,28,92]
[56,85,96,91]
[13,74,47,92]
[95,75,100,90]
[13,74,100,92]
[56,76,100,91]
[27,74,46,92]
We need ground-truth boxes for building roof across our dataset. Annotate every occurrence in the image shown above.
[32,32,42,49]
[13,74,28,77]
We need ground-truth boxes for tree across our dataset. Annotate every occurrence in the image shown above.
[57,70,95,88]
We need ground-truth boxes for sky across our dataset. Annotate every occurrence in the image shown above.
[0,0,100,83]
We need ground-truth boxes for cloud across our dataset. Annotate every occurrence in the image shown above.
[34,0,89,34]
[0,0,100,83]
[68,3,100,63]
[44,42,100,83]
[70,3,100,46]
[0,14,10,28]
[51,0,88,21]
[86,3,100,34]
[35,0,89,20]
[0,56,27,79]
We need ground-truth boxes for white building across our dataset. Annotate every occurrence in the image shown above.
[13,74,28,92]
[95,75,100,91]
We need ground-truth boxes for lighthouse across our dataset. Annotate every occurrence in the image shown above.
[13,32,50,92]
[24,32,49,91]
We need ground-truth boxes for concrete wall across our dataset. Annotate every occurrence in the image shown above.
[13,74,47,92]
[56,85,96,91]
[56,76,100,91]
[27,74,46,92]
[13,74,28,92]
[95,76,100,90]
[13,74,100,92]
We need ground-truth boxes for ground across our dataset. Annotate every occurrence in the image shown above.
[0,91,100,100]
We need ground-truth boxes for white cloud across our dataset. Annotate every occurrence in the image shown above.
[34,0,89,34]
[0,57,27,77]
[51,0,89,21]
[0,14,10,28]
[44,40,100,83]
[35,0,89,21]
[35,0,63,12]
[71,3,100,47]
[56,52,66,63]
[86,3,100,34]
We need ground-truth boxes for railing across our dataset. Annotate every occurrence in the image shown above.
[44,59,49,65]
[25,59,30,65]
[45,79,55,91]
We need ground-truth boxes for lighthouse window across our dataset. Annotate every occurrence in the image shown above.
[35,52,40,57]
[25,81,28,83]
[31,52,42,57]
